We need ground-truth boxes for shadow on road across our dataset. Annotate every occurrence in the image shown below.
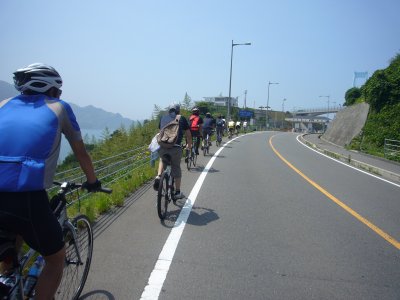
[187,206,219,226]
[79,289,115,299]
[188,165,220,173]
[160,199,219,228]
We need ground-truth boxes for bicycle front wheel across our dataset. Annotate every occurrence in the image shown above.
[56,215,93,300]
[157,172,169,220]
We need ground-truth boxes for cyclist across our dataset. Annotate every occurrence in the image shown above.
[221,115,226,136]
[215,114,224,144]
[154,104,191,199]
[227,119,235,137]
[202,112,215,148]
[189,107,203,155]
[243,120,248,133]
[235,120,241,135]
[0,63,101,300]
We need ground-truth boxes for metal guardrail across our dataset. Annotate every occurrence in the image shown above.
[51,145,151,203]
[384,139,400,160]
[291,106,342,114]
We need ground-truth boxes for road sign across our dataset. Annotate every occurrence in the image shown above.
[239,110,253,118]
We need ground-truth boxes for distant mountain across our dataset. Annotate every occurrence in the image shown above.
[69,103,135,130]
[0,80,18,99]
[0,80,135,130]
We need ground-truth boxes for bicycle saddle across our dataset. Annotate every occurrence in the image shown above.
[161,154,172,165]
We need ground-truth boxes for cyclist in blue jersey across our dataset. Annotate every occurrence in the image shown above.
[0,63,101,300]
[215,114,225,144]
[202,112,215,149]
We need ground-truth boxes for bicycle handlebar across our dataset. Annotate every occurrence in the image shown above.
[53,181,113,194]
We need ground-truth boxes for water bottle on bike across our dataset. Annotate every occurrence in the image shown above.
[23,255,45,298]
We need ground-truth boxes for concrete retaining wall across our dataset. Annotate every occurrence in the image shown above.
[323,102,369,147]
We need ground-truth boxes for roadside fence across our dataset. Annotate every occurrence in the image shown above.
[384,139,400,161]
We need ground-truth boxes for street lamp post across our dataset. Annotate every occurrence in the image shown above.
[319,95,330,132]
[228,40,251,121]
[266,81,279,129]
[282,98,287,129]
[259,106,270,130]
[319,95,330,120]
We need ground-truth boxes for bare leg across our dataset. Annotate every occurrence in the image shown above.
[157,160,163,176]
[35,246,65,300]
[175,177,181,191]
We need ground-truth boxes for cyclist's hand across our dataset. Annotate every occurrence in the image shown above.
[82,179,102,192]
[186,143,192,149]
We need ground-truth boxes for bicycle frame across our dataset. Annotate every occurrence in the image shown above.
[63,220,83,264]
[0,182,110,299]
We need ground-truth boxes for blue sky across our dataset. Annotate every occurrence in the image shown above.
[1,0,399,120]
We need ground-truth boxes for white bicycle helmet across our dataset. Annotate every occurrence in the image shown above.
[13,63,62,93]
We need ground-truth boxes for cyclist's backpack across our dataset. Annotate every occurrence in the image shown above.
[157,115,181,148]
[190,115,200,131]
[216,119,224,127]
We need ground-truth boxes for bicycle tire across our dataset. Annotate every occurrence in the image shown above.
[56,215,93,300]
[192,150,197,167]
[157,172,169,220]
[186,149,191,170]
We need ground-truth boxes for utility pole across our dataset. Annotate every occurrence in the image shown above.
[244,90,247,108]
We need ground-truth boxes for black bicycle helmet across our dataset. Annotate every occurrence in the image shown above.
[13,63,62,93]
[168,102,180,113]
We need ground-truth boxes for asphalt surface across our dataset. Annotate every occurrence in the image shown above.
[302,133,400,183]
[80,131,400,300]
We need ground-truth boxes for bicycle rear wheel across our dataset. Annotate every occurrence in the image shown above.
[185,149,191,170]
[157,172,169,220]
[56,215,93,300]
[192,150,197,167]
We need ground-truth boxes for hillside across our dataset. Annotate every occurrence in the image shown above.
[0,80,135,130]
[69,103,134,130]
[0,80,18,99]
[340,53,400,159]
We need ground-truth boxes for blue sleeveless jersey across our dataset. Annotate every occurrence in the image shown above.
[0,94,82,191]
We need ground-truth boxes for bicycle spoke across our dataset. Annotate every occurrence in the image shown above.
[56,215,93,300]
[157,173,168,219]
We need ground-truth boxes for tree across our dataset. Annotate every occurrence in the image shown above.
[152,104,162,120]
[361,53,400,112]
[182,92,192,110]
[362,70,391,112]
[344,87,361,106]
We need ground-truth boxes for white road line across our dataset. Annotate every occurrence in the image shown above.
[297,135,400,188]
[140,136,239,300]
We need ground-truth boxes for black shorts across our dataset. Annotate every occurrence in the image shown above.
[0,190,64,256]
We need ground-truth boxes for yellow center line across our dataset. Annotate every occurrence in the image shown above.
[269,135,400,250]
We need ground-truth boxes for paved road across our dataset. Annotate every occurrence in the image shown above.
[81,132,400,300]
[302,133,400,180]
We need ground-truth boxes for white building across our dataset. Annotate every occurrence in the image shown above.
[203,96,238,107]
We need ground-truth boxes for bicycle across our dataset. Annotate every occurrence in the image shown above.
[203,131,214,156]
[228,128,234,139]
[0,181,112,300]
[157,154,175,220]
[216,128,223,147]
[185,137,198,170]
